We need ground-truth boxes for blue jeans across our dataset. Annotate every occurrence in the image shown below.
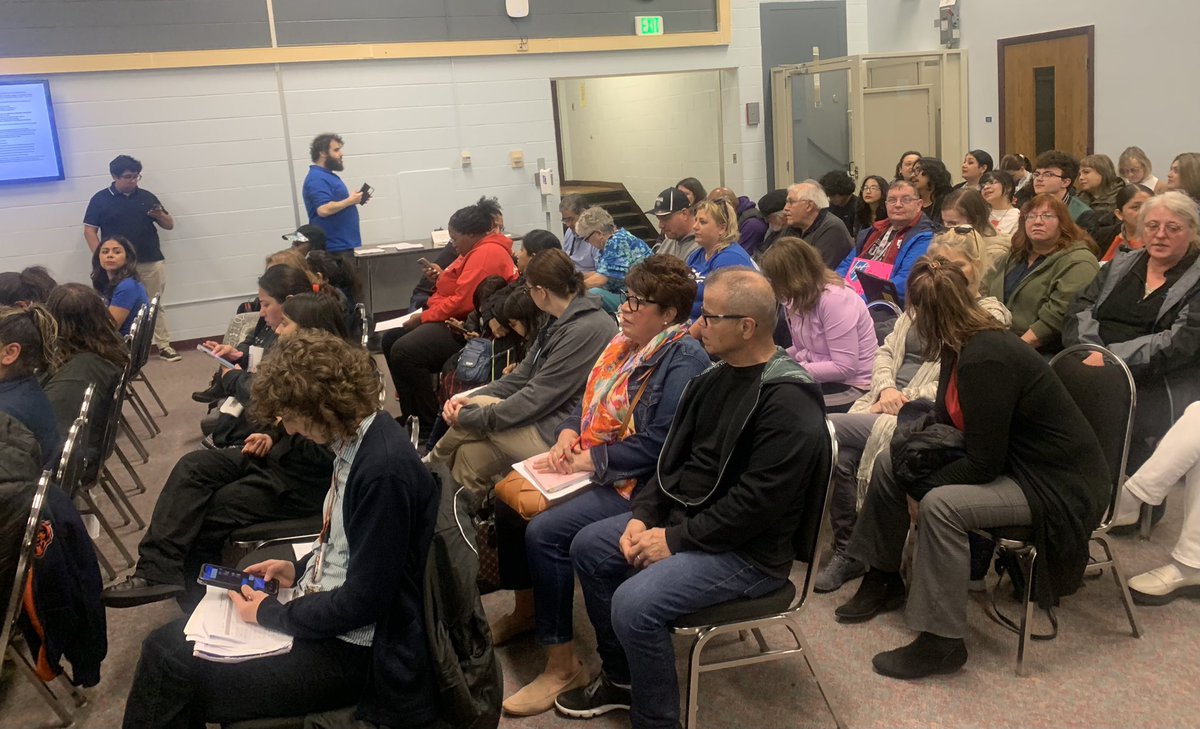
[571,514,785,729]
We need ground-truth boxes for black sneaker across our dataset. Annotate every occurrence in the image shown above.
[554,673,631,719]
[103,576,185,608]
[158,346,182,362]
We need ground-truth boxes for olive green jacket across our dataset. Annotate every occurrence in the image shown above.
[981,242,1099,351]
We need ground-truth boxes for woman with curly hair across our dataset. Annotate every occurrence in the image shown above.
[122,331,439,729]
[911,157,953,225]
[91,235,149,336]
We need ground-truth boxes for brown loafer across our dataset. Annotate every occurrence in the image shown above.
[503,664,590,716]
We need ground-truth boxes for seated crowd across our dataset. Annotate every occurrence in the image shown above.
[5,141,1200,729]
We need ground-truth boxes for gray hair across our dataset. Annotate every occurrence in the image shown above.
[706,267,778,335]
[559,194,589,215]
[789,180,830,210]
[1138,190,1200,253]
[574,206,616,239]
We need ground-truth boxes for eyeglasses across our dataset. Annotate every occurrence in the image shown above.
[785,197,809,206]
[621,293,658,311]
[698,309,749,326]
[885,197,919,206]
[117,173,142,181]
[1026,213,1058,222]
[1144,221,1187,235]
[1031,171,1068,180]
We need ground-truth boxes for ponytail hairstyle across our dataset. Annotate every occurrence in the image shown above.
[305,249,363,300]
[0,304,62,378]
[90,235,140,297]
[46,283,130,368]
[280,291,351,341]
[258,264,318,304]
[906,256,1005,359]
[0,266,57,306]
[524,249,586,299]
[449,197,503,238]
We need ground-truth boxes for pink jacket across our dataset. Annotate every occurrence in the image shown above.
[784,283,877,387]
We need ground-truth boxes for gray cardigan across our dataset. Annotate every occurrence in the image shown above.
[457,294,618,444]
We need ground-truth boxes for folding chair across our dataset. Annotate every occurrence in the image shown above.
[2,468,88,727]
[122,304,161,439]
[129,293,169,418]
[670,419,846,729]
[979,343,1142,676]
[355,302,369,349]
[866,299,903,345]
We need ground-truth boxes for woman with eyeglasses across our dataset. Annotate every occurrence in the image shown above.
[980,193,1099,352]
[760,237,877,412]
[1064,191,1200,472]
[1118,146,1166,194]
[980,170,1020,238]
[485,255,708,716]
[428,249,616,503]
[856,175,890,233]
[575,206,653,314]
[938,188,1011,277]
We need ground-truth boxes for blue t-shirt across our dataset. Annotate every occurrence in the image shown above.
[302,165,361,253]
[686,244,757,319]
[595,228,653,293]
[0,376,63,468]
[107,277,150,336]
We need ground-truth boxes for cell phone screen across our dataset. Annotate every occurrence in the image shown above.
[197,563,278,595]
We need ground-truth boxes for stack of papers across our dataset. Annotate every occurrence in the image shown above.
[374,308,423,333]
[184,586,295,663]
[353,247,390,257]
[513,453,594,501]
[385,242,425,252]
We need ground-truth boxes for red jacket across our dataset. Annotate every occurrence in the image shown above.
[422,233,517,323]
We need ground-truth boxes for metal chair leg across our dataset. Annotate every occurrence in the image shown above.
[125,388,160,437]
[8,644,75,727]
[96,471,131,528]
[81,489,136,568]
[100,470,145,530]
[119,417,150,463]
[1095,535,1143,638]
[113,446,148,494]
[1016,547,1037,677]
[790,619,847,729]
[684,626,715,729]
[136,374,169,417]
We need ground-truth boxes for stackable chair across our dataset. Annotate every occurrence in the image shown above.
[128,293,169,419]
[3,468,89,727]
[122,303,161,440]
[978,343,1142,676]
[355,302,369,349]
[669,419,846,729]
[866,299,903,345]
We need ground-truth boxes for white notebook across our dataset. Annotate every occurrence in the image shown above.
[184,586,294,663]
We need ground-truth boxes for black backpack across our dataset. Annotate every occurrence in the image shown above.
[423,463,502,729]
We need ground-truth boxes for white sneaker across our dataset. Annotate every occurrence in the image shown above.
[1128,563,1200,605]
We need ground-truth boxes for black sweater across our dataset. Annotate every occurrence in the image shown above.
[631,350,831,578]
[931,330,1108,606]
[256,414,438,727]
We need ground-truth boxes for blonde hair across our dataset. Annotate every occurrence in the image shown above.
[265,247,312,278]
[927,229,985,290]
[1138,190,1200,254]
[693,199,740,250]
[1119,146,1154,177]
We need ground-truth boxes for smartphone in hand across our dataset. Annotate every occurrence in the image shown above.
[197,563,279,595]
[359,183,373,204]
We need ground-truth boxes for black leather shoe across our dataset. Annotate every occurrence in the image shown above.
[102,576,184,608]
[191,382,223,404]
[872,631,968,679]
[835,569,906,623]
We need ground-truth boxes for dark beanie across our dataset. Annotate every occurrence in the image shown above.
[758,189,788,218]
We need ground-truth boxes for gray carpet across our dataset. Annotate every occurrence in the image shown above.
[2,349,1198,729]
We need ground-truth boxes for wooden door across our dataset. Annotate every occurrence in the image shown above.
[999,27,1093,159]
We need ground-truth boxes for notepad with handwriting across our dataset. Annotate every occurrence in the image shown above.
[512,453,593,501]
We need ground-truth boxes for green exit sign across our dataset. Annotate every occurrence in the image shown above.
[636,15,664,36]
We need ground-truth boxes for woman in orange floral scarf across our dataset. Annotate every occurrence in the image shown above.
[490,255,711,716]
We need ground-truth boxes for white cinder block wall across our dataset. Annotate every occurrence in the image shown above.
[557,71,725,213]
[0,0,870,340]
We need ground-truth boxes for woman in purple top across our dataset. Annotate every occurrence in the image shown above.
[761,236,877,412]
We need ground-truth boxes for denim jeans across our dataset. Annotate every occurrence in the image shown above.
[571,514,785,729]
[496,485,634,645]
[122,618,370,729]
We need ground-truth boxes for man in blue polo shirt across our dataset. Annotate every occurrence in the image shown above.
[83,154,180,361]
[302,133,367,254]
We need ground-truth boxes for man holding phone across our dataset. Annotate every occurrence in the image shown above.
[302,133,368,254]
[83,154,180,361]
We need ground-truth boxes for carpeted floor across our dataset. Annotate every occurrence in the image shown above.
[2,349,1199,729]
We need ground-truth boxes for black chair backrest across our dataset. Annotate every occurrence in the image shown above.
[866,300,903,345]
[355,303,369,349]
[0,469,53,656]
[793,418,838,604]
[127,303,154,376]
[55,383,95,499]
[1049,344,1136,525]
[97,347,139,476]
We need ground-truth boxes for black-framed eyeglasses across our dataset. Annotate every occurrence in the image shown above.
[698,309,749,326]
[1031,170,1069,181]
[621,293,658,311]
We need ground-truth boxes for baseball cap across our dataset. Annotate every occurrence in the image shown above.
[283,224,327,250]
[645,188,691,217]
